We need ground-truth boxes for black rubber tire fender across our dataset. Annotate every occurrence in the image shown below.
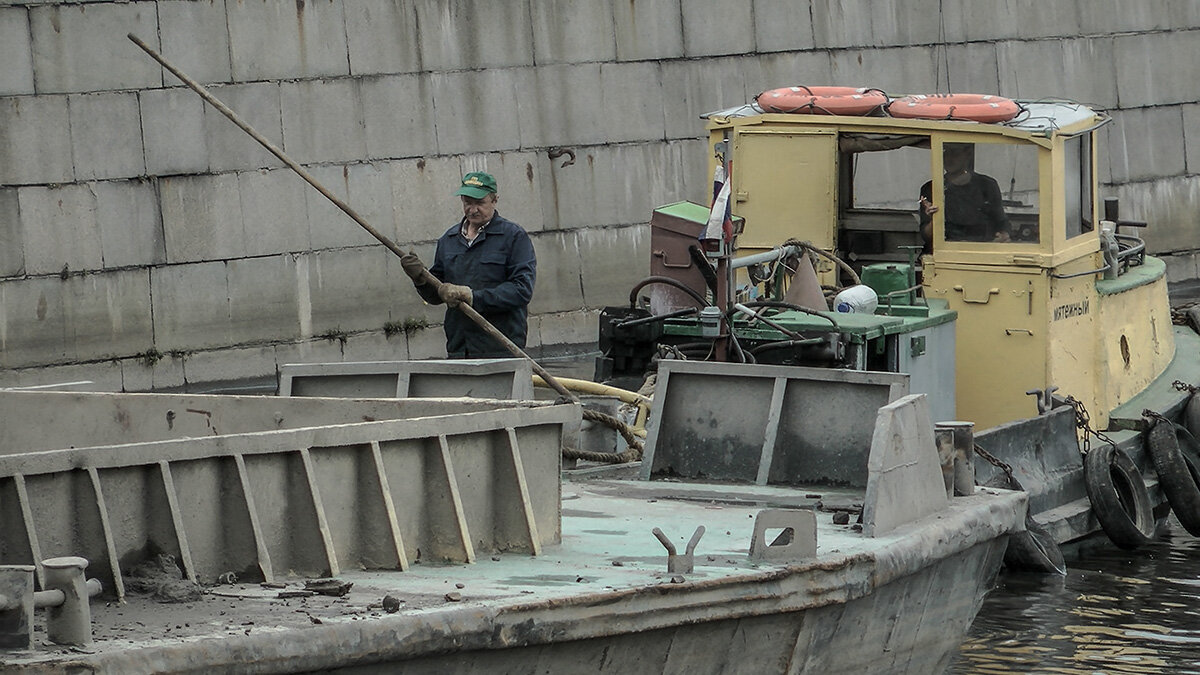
[1083,444,1155,550]
[1186,394,1200,440]
[1145,416,1200,536]
[1003,516,1067,575]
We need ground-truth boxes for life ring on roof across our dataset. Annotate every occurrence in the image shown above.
[887,93,1021,123]
[755,86,888,116]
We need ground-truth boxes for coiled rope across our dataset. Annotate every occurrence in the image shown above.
[562,408,645,464]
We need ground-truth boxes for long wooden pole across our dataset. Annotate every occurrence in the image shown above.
[128,33,578,402]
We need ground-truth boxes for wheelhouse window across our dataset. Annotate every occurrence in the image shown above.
[929,142,1040,244]
[1064,135,1094,239]
[837,134,930,268]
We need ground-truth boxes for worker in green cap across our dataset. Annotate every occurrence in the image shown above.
[401,172,537,358]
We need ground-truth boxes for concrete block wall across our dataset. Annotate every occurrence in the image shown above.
[0,0,1198,389]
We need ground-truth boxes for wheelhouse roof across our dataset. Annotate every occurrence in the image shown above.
[703,99,1108,141]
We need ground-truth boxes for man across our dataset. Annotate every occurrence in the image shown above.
[920,143,1011,247]
[400,172,537,358]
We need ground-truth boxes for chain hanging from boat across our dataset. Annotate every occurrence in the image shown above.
[973,443,1015,486]
[1064,395,1119,456]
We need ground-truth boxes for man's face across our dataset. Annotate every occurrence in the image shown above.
[461,194,497,227]
[944,146,971,174]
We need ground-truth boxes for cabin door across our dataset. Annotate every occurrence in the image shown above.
[731,129,838,259]
[925,263,1047,429]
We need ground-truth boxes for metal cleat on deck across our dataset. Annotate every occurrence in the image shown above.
[749,509,818,562]
[652,526,705,574]
[0,557,103,650]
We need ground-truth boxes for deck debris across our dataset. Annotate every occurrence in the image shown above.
[382,595,403,613]
[304,579,353,597]
[125,554,203,603]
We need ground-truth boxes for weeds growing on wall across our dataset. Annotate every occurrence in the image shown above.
[320,329,348,346]
[384,317,429,338]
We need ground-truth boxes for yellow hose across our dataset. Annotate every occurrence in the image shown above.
[532,375,650,437]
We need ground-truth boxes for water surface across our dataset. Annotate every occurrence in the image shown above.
[953,522,1200,673]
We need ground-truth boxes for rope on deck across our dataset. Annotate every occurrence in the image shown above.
[562,409,645,464]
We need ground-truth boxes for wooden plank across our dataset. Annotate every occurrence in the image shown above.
[299,448,340,577]
[158,461,197,583]
[369,441,409,571]
[86,467,125,599]
[505,428,541,555]
[437,435,475,563]
[233,453,274,584]
[756,377,788,485]
[13,474,44,588]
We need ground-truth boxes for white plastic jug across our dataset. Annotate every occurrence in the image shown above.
[833,285,879,314]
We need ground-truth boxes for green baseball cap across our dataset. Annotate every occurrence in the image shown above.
[454,172,498,199]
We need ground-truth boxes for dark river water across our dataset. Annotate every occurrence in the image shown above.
[951,520,1200,674]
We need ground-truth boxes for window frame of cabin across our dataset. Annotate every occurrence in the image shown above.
[1063,134,1095,241]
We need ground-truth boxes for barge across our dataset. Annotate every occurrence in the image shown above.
[0,383,1023,673]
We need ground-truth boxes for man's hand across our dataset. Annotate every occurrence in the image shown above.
[438,283,473,308]
[400,251,427,285]
[994,231,1012,243]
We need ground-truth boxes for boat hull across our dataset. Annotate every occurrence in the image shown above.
[13,522,1010,675]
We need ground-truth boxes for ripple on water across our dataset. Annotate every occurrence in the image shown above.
[951,521,1200,674]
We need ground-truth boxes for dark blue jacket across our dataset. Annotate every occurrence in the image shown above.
[418,212,536,358]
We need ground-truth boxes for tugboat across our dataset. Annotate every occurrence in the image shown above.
[597,87,1200,570]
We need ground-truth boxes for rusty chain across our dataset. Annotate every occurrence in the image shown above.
[973,442,1017,489]
[1064,395,1118,456]
[1172,300,1199,325]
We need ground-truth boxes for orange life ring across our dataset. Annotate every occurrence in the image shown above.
[887,94,1021,123]
[755,86,888,116]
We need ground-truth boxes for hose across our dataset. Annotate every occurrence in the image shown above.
[739,300,839,329]
[627,276,708,309]
[532,375,650,435]
[727,331,753,364]
[749,338,828,357]
[782,239,860,286]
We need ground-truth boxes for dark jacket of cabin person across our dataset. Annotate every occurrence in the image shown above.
[920,144,1011,248]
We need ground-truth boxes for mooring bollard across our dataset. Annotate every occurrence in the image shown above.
[35,557,103,647]
[0,565,37,649]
